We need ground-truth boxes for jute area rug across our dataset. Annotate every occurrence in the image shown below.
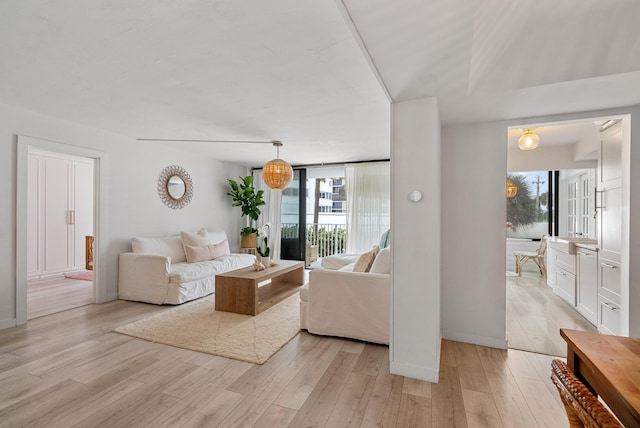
[114,293,300,365]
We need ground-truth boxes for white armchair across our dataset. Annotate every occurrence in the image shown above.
[300,246,391,344]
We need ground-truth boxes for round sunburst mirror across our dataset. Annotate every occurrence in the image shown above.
[157,165,193,209]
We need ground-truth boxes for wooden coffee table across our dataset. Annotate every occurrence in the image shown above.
[215,260,305,315]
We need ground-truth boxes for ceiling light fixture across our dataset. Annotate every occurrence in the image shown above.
[262,141,293,190]
[518,128,540,150]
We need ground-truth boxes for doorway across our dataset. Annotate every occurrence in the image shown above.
[504,118,623,357]
[16,135,108,326]
[26,148,95,319]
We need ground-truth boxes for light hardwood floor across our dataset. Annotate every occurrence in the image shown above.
[0,298,570,427]
[506,272,597,357]
[27,275,94,320]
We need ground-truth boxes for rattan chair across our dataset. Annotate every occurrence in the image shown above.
[514,235,548,277]
[550,359,622,428]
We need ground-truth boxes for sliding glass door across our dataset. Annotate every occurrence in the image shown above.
[280,169,306,261]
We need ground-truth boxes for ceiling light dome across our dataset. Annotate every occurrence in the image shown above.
[518,128,540,150]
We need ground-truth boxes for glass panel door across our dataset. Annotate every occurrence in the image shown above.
[280,169,306,261]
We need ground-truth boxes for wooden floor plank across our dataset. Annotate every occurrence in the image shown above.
[324,372,376,428]
[287,350,359,427]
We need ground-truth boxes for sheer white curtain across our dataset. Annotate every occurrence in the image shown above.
[345,162,391,254]
[253,170,283,259]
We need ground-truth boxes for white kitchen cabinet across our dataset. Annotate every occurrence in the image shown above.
[554,249,576,306]
[596,121,623,334]
[576,247,597,325]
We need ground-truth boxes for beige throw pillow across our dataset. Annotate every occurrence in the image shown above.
[185,239,231,263]
[181,228,210,247]
[353,246,378,272]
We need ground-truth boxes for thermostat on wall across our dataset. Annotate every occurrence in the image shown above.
[408,190,422,202]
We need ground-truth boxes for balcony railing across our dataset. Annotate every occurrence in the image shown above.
[281,223,346,258]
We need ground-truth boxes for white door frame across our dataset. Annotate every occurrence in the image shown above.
[16,135,108,325]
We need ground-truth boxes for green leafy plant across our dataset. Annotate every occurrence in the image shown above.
[227,176,266,222]
[241,226,258,236]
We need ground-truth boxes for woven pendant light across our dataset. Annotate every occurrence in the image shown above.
[506,178,518,198]
[262,141,293,190]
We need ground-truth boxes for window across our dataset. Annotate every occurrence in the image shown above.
[332,201,345,213]
[567,179,577,236]
[506,171,552,239]
[560,170,593,237]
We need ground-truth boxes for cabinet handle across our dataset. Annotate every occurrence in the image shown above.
[602,302,619,310]
[577,251,591,256]
[594,188,604,218]
[601,263,617,269]
[68,210,75,225]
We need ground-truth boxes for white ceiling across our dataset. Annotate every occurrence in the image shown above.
[1,1,639,165]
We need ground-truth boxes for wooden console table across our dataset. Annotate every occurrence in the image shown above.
[215,260,304,315]
[560,328,640,426]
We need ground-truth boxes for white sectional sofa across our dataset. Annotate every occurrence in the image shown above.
[118,229,254,305]
[300,246,391,344]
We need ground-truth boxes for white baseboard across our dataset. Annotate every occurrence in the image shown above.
[442,330,508,349]
[0,318,18,330]
[390,360,439,383]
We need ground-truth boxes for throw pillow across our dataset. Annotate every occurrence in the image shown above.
[131,235,186,263]
[185,239,231,263]
[370,246,390,274]
[352,246,378,272]
[181,228,210,247]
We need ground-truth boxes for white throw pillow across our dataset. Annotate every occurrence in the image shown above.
[369,246,390,274]
[181,228,211,247]
[131,235,187,263]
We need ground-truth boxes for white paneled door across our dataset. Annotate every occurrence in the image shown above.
[28,149,94,279]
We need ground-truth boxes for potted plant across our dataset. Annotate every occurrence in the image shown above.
[256,223,271,267]
[227,175,266,249]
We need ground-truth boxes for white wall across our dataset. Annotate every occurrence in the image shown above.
[508,144,596,172]
[1,103,247,328]
[441,122,508,348]
[390,98,441,382]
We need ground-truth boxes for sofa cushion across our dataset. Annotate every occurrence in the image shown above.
[169,253,254,284]
[131,235,187,263]
[184,239,231,263]
[370,246,390,274]
[353,246,378,272]
[338,262,356,272]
